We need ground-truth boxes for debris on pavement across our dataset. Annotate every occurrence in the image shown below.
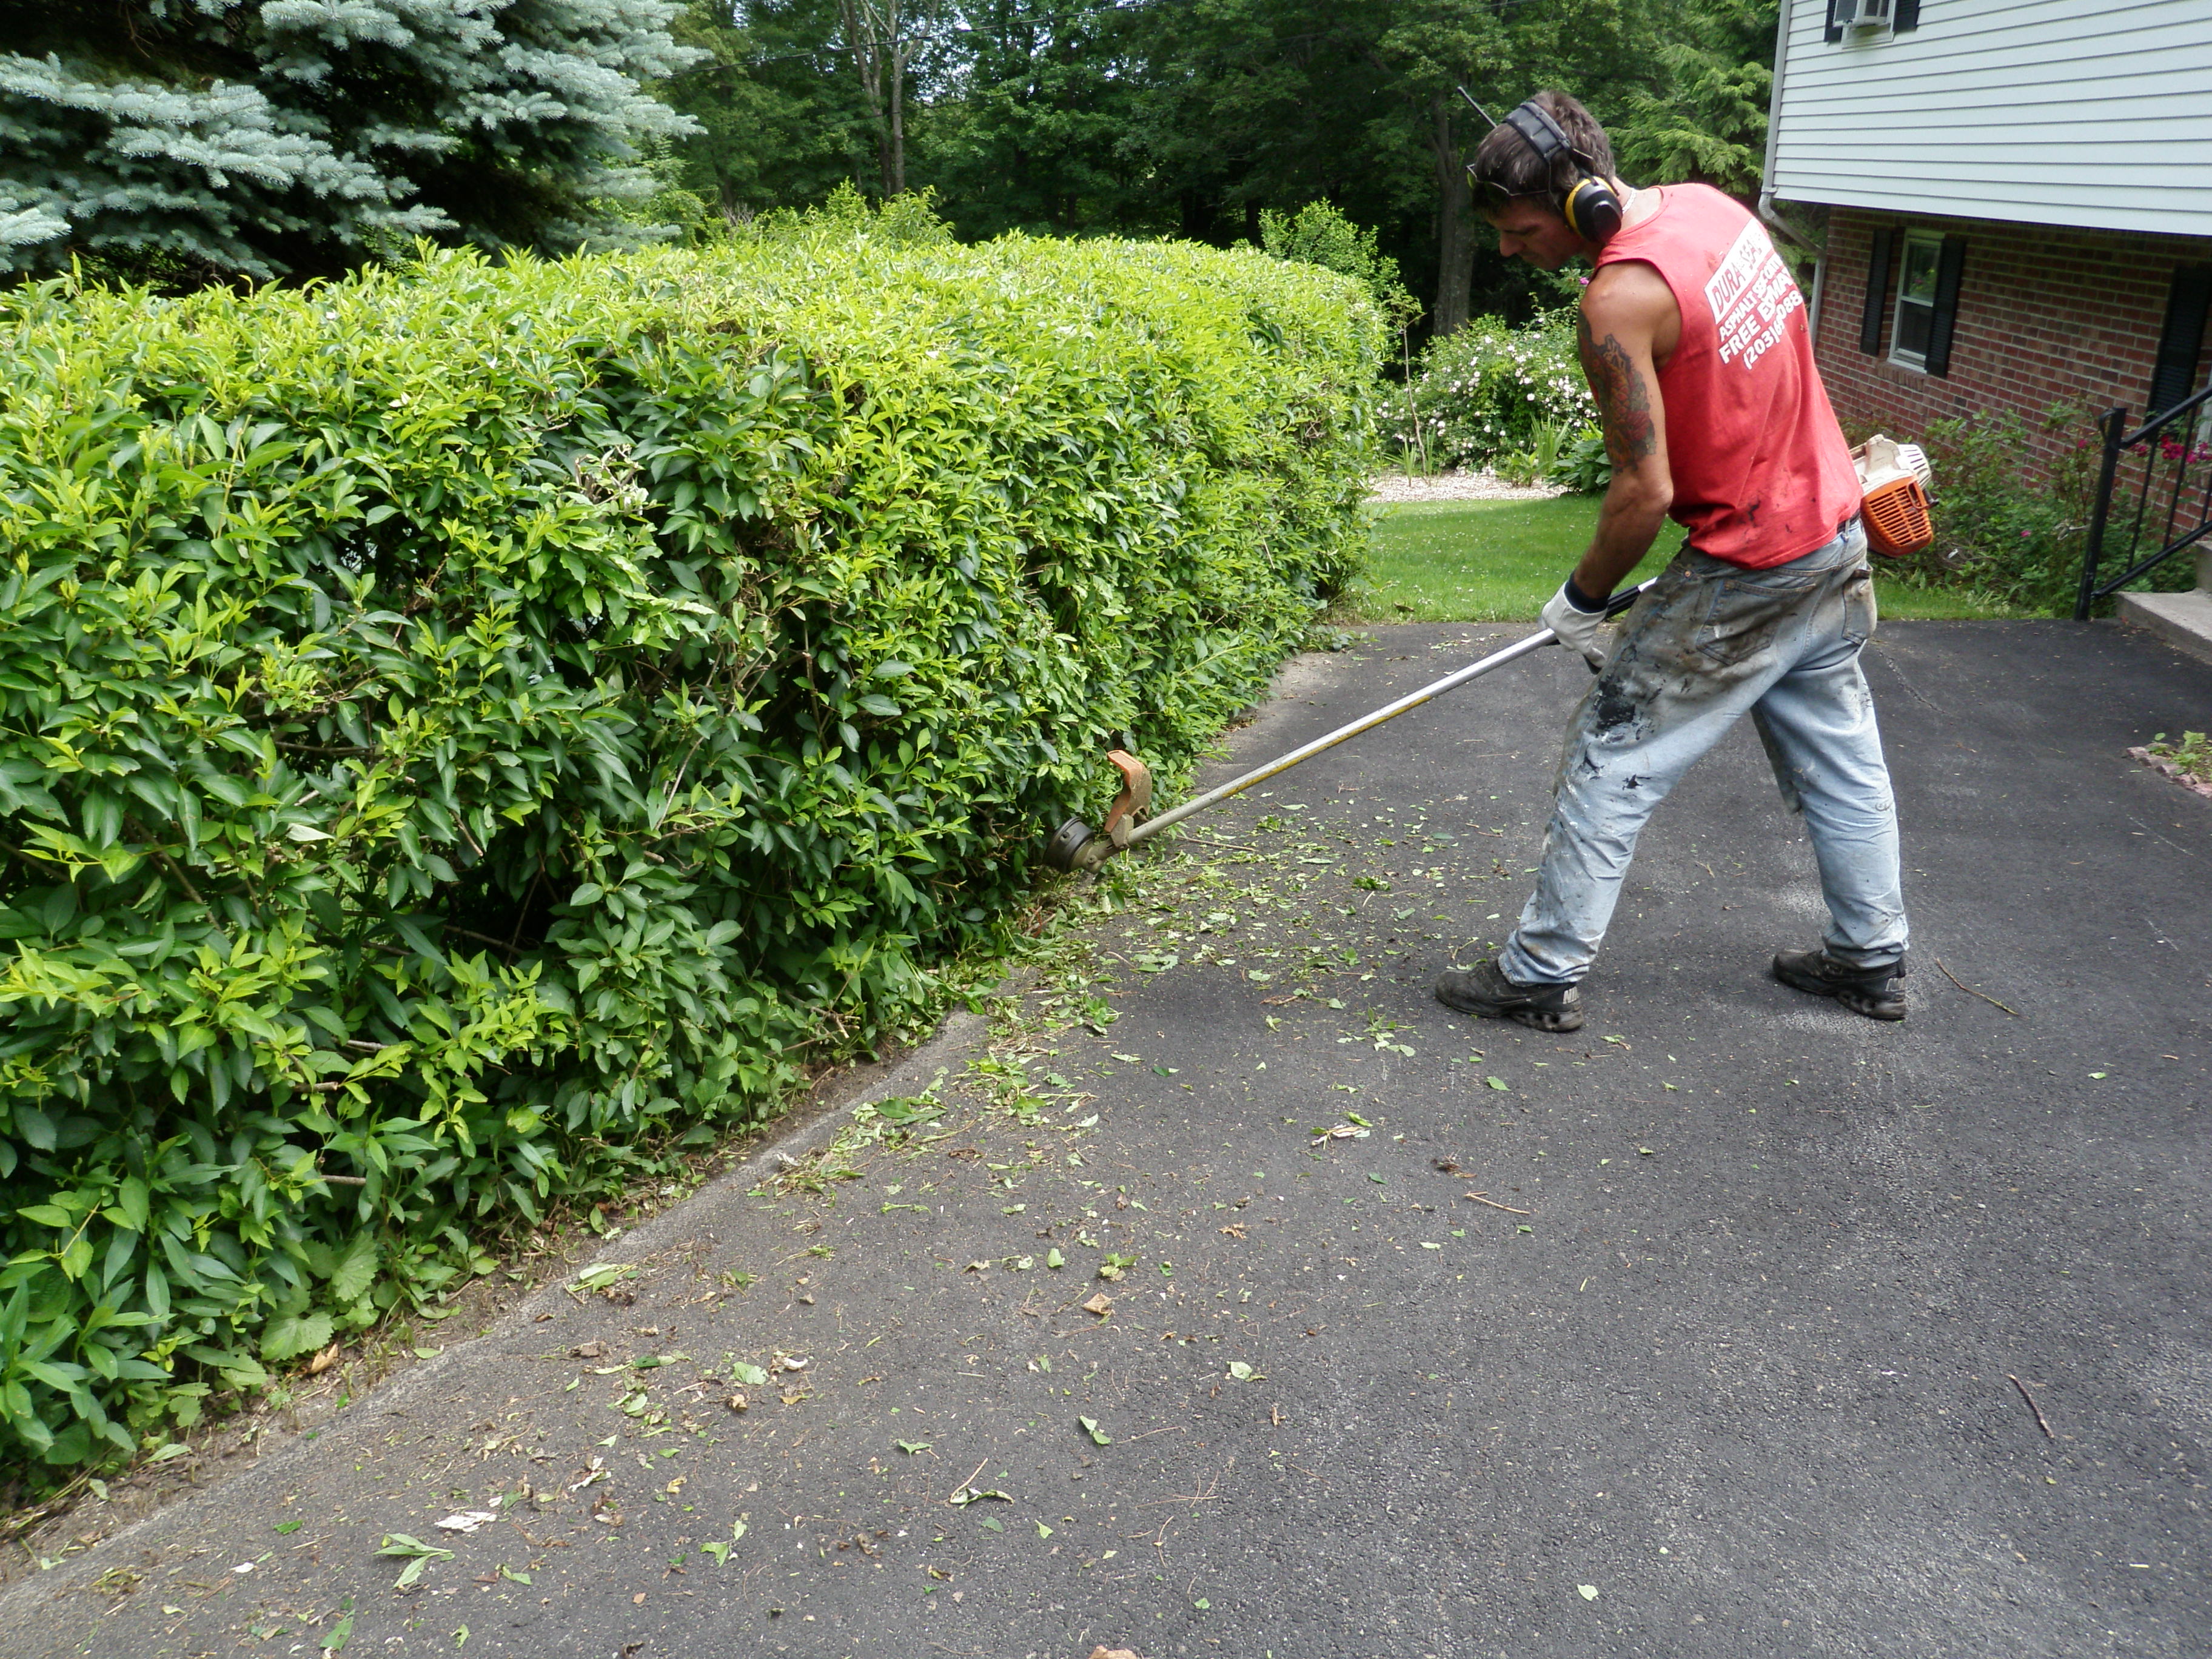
[375,1534,452,1590]
[10,621,2208,1658]
[1463,1191,1531,1215]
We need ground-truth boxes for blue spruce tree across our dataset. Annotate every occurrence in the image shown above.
[0,0,705,281]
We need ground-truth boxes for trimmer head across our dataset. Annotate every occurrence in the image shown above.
[1043,749,1151,873]
[1044,816,1096,872]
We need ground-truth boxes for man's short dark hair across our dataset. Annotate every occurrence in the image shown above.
[1470,90,1617,210]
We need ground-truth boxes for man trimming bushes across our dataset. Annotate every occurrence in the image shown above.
[1433,90,1909,1030]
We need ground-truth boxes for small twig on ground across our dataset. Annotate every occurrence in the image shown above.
[1935,957,2020,1017]
[947,1459,988,1506]
[1463,1191,1531,1216]
[2009,1374,2055,1439]
[1138,1463,1228,1508]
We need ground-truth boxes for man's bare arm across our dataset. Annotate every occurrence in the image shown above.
[1569,263,1676,602]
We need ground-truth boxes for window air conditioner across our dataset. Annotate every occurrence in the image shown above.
[1833,0,1893,27]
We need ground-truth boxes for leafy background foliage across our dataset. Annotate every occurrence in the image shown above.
[0,216,1379,1474]
[0,0,705,281]
[2,0,1786,324]
[1257,202,1421,330]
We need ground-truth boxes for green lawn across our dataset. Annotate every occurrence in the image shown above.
[1358,497,2030,622]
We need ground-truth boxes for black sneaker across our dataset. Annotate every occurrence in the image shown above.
[1772,948,1908,1021]
[1434,961,1584,1033]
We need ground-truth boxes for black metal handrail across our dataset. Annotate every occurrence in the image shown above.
[2074,382,2212,619]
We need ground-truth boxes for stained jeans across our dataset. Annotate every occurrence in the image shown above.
[1498,520,1909,985]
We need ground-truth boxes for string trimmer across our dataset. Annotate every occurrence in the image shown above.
[1044,583,1651,874]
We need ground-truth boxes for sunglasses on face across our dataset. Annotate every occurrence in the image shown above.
[1472,178,1547,213]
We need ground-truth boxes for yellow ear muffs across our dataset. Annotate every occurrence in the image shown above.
[1495,98,1626,247]
[1563,176,1624,246]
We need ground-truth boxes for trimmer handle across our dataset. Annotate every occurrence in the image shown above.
[1600,583,1649,618]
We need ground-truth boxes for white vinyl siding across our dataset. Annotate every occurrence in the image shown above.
[1767,0,2212,237]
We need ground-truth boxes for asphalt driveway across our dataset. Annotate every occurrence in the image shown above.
[4,618,2208,1659]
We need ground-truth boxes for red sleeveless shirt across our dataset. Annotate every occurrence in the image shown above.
[1595,184,1859,569]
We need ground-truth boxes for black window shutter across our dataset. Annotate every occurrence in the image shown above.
[1894,0,1922,31]
[1925,235,1966,377]
[1859,227,1893,355]
[1825,0,1845,43]
[2149,264,2212,415]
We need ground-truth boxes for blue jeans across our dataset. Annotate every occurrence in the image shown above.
[1498,521,1908,985]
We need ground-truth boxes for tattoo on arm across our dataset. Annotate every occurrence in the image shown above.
[1577,310,1657,468]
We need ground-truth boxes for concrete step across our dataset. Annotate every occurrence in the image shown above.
[2116,586,2212,666]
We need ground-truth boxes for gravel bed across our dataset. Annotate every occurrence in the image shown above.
[1366,467,1568,503]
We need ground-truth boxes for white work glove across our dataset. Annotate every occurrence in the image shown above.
[1541,580,1611,674]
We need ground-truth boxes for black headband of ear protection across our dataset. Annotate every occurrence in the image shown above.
[1501,101,1575,170]
[1457,87,1606,199]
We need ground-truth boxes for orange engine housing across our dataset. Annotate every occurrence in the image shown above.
[1862,474,1934,559]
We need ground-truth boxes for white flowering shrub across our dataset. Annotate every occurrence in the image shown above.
[1406,310,1595,469]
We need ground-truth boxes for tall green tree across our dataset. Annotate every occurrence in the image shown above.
[1121,0,1393,246]
[665,1,876,220]
[659,0,1782,330]
[837,0,953,196]
[1610,0,1775,199]
[1369,0,1657,334]
[922,0,1150,238]
[0,0,705,281]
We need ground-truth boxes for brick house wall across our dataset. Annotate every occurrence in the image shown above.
[1812,207,2212,468]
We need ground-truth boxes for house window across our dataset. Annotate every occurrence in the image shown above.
[2149,264,2211,417]
[1889,233,1943,369]
[1825,0,1920,42]
[1871,229,1966,377]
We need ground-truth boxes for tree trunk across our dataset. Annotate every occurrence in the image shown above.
[839,0,896,196]
[1429,95,1475,337]
[890,39,907,195]
[1179,191,1212,243]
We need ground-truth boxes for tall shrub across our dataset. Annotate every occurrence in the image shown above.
[0,228,1381,1473]
[1258,201,1419,326]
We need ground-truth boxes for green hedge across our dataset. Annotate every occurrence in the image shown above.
[0,228,1381,1472]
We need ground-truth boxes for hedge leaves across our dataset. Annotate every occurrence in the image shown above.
[0,228,1379,1473]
